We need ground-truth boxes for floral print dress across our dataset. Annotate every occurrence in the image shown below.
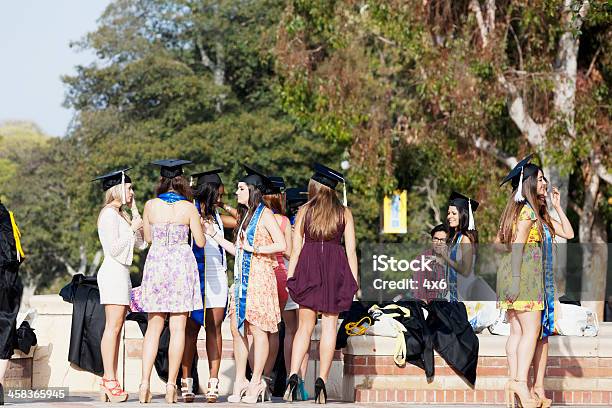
[140,223,203,313]
[497,205,544,312]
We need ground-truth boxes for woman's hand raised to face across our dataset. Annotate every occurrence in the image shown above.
[551,186,561,209]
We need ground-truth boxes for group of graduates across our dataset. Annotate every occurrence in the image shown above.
[1,152,575,407]
[84,159,358,404]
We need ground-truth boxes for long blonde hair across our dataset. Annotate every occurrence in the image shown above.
[301,179,345,240]
[99,184,131,225]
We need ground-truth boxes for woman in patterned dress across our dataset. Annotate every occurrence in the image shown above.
[497,155,574,408]
[204,165,285,404]
[138,160,206,404]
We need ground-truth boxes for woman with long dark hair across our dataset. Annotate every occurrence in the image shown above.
[284,163,359,404]
[497,155,573,408]
[204,165,285,404]
[179,169,234,403]
[438,191,479,301]
[93,168,146,403]
[138,160,205,404]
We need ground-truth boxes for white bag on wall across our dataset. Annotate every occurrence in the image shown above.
[555,303,599,337]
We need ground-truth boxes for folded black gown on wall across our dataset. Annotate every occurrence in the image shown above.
[0,203,23,360]
[426,300,479,386]
[60,274,105,375]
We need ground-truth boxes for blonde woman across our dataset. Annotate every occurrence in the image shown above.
[284,163,359,404]
[93,168,146,403]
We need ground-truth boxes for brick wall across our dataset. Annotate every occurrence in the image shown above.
[345,354,612,405]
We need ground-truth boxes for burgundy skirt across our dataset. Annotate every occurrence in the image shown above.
[287,242,358,314]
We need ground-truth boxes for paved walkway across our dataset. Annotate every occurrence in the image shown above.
[1,392,516,407]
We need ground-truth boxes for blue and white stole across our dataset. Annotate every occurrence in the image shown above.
[158,192,187,203]
[447,233,461,302]
[234,202,266,335]
[532,204,555,338]
[190,201,206,326]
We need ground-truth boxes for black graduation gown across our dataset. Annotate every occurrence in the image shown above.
[392,300,435,380]
[60,274,105,375]
[0,203,23,360]
[335,300,373,350]
[426,300,479,386]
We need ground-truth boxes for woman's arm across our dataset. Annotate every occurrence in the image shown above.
[506,219,532,301]
[282,216,292,260]
[549,186,575,240]
[189,204,206,248]
[204,220,237,256]
[98,208,136,265]
[286,209,305,279]
[143,201,152,243]
[343,208,359,286]
[244,209,286,255]
[220,203,238,228]
[438,235,473,277]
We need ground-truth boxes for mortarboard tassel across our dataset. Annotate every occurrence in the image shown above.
[468,198,476,230]
[121,171,126,205]
[514,167,525,202]
[343,181,348,206]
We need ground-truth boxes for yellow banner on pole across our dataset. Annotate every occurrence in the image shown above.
[383,190,407,234]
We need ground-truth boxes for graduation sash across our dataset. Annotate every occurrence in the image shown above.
[448,233,461,302]
[234,203,265,335]
[540,213,555,338]
[158,192,187,203]
[190,201,206,326]
[9,211,25,261]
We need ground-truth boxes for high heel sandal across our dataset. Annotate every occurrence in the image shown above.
[241,379,270,404]
[533,388,552,408]
[180,377,195,403]
[263,374,275,398]
[165,383,178,404]
[283,373,299,402]
[507,379,537,408]
[138,383,152,404]
[314,377,327,404]
[227,380,249,403]
[298,378,309,401]
[99,378,128,403]
[206,378,220,403]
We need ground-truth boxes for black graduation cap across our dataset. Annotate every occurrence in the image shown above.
[265,176,285,195]
[240,164,271,192]
[191,168,223,186]
[311,163,347,205]
[92,168,132,192]
[286,187,308,204]
[499,154,540,202]
[449,191,479,231]
[151,159,191,179]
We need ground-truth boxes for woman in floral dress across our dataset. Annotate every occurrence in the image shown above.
[497,155,574,408]
[138,160,206,404]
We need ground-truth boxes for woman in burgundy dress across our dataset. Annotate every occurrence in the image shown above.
[284,163,359,404]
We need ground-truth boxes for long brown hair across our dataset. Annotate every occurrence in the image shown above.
[301,179,345,240]
[263,193,286,216]
[498,168,555,248]
[233,184,264,242]
[155,175,193,201]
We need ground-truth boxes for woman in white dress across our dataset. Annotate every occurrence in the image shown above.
[180,169,237,403]
[94,168,146,403]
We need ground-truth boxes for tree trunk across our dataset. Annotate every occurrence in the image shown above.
[579,153,607,318]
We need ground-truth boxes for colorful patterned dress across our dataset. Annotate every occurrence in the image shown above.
[497,205,544,311]
[229,205,281,334]
[140,223,203,313]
